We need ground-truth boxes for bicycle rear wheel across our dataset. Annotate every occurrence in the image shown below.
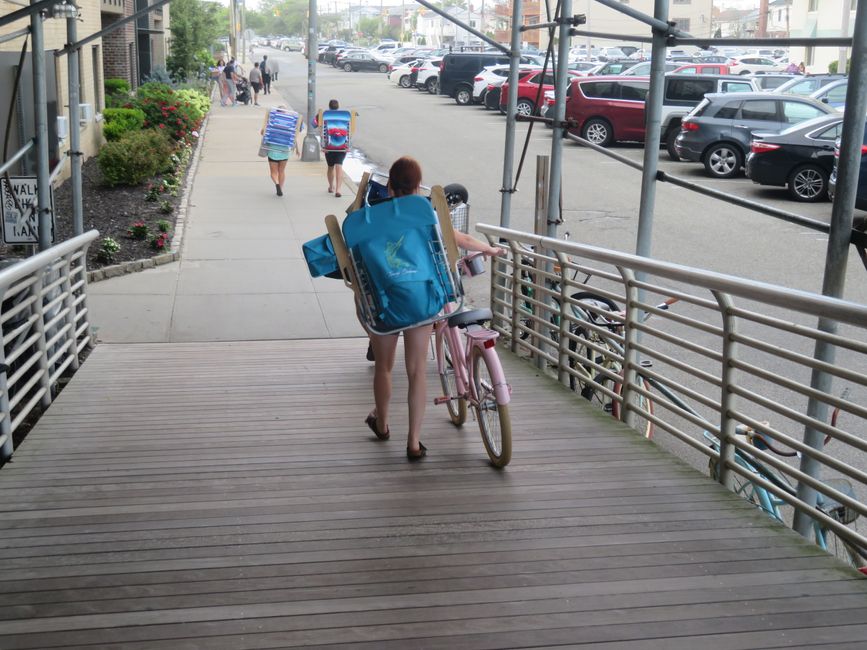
[437,331,467,426]
[819,525,867,574]
[471,346,512,467]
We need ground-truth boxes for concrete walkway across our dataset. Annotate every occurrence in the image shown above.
[88,93,359,343]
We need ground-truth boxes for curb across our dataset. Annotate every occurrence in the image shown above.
[86,108,211,284]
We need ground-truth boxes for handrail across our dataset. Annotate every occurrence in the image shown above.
[479,222,867,558]
[0,230,98,462]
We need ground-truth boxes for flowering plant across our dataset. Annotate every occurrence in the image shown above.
[149,232,171,250]
[127,221,149,240]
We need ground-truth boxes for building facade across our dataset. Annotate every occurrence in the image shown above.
[788,0,855,73]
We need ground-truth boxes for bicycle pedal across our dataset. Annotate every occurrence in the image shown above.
[433,396,450,405]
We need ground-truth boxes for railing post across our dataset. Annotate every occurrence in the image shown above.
[712,290,737,491]
[556,250,570,386]
[0,289,11,460]
[509,241,522,353]
[61,255,80,370]
[618,269,639,430]
[32,270,52,408]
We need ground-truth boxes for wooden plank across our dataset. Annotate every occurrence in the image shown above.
[0,338,865,648]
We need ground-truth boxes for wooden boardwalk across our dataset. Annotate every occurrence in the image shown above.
[1,339,866,649]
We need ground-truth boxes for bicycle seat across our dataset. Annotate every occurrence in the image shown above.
[447,308,493,329]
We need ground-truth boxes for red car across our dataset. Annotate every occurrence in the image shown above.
[672,63,733,75]
[499,69,580,116]
[564,75,649,146]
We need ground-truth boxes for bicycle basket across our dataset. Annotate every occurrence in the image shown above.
[819,479,860,525]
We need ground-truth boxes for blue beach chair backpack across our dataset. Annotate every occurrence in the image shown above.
[320,109,353,152]
[342,195,458,333]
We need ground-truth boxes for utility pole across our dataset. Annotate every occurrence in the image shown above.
[67,3,83,236]
[31,0,52,250]
[301,0,321,161]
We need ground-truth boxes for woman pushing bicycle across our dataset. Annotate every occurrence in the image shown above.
[365,157,502,461]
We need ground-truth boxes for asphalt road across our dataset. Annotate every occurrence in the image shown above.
[267,50,866,502]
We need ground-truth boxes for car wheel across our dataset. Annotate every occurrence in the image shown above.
[665,126,681,161]
[343,63,352,72]
[581,118,613,147]
[703,143,743,178]
[426,78,438,94]
[788,164,828,202]
[738,70,751,75]
[399,75,411,88]
[516,98,535,116]
[378,64,388,73]
[455,85,472,105]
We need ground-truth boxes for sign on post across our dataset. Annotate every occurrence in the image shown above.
[0,176,55,245]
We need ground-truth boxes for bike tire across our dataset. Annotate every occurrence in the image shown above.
[471,345,512,467]
[612,378,655,439]
[437,331,467,426]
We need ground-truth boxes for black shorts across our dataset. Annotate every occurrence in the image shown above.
[325,151,347,167]
[251,82,261,92]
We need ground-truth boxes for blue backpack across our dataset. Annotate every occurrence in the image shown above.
[343,195,458,333]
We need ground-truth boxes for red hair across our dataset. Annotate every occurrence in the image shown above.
[388,157,422,197]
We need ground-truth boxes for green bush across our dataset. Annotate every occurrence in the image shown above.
[104,78,130,95]
[98,129,175,187]
[102,107,146,141]
[173,88,209,120]
[828,58,850,74]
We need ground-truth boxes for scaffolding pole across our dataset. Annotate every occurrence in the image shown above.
[499,0,523,228]
[301,0,320,162]
[545,0,572,239]
[66,6,83,236]
[30,1,52,250]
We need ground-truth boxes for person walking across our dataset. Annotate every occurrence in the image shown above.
[214,58,229,106]
[259,106,299,196]
[223,58,238,106]
[315,99,353,197]
[249,62,262,106]
[270,57,280,82]
[364,156,502,461]
[261,55,271,95]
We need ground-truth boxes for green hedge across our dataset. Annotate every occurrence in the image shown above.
[102,107,146,141]
[104,78,130,95]
[98,129,176,187]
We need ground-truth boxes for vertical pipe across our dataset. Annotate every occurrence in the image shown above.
[498,0,522,228]
[61,255,80,370]
[634,0,668,260]
[793,0,867,538]
[534,155,549,369]
[31,1,52,251]
[556,250,570,386]
[618,269,639,430]
[0,293,11,459]
[67,9,83,237]
[301,0,321,161]
[545,0,571,241]
[713,290,737,491]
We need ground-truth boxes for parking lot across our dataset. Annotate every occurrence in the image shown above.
[271,50,864,306]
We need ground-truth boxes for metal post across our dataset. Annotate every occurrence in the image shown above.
[31,1,52,251]
[793,0,867,538]
[545,0,571,240]
[301,0,321,161]
[635,0,668,260]
[713,291,737,491]
[499,0,522,228]
[534,155,549,370]
[67,8,83,237]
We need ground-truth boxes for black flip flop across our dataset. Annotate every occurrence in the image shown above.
[365,414,389,440]
[406,442,427,462]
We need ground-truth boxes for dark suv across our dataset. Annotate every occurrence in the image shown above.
[440,52,531,105]
[675,92,836,178]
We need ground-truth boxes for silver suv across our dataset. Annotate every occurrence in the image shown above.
[674,92,836,178]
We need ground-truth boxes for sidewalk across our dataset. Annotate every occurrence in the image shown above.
[88,94,361,343]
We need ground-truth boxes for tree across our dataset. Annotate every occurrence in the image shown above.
[168,0,223,80]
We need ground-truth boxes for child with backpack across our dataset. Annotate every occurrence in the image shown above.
[364,157,501,461]
[315,99,355,198]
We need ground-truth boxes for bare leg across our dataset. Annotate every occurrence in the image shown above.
[268,160,279,185]
[277,160,287,188]
[334,164,344,195]
[327,165,334,192]
[404,324,433,453]
[370,333,399,434]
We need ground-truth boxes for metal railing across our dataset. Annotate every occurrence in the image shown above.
[479,223,867,554]
[0,231,98,461]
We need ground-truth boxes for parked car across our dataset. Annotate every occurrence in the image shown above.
[622,61,680,76]
[389,59,419,88]
[828,122,867,209]
[340,52,389,73]
[748,73,800,91]
[500,69,582,116]
[473,64,535,103]
[809,79,848,110]
[745,113,843,201]
[674,92,836,178]
[439,52,532,105]
[333,48,366,67]
[774,74,847,96]
[729,56,786,75]
[693,55,734,64]
[414,58,443,93]
[673,63,732,75]
[589,60,635,76]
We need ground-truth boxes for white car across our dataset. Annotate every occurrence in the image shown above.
[472,64,537,103]
[415,58,443,94]
[729,56,786,75]
[389,59,419,88]
[621,61,680,76]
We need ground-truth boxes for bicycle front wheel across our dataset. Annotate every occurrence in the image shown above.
[471,346,512,467]
[612,378,655,439]
[437,331,467,426]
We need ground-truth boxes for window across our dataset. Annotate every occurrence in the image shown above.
[666,79,713,102]
[672,18,690,32]
[619,81,648,101]
[541,73,555,85]
[721,81,752,93]
[788,79,820,94]
[782,101,824,123]
[813,123,843,141]
[580,81,617,99]
[678,66,697,74]
[714,100,741,119]
[824,85,847,104]
[739,100,777,121]
[808,0,818,10]
[91,45,102,111]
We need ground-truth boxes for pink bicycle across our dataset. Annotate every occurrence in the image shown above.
[434,252,512,467]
